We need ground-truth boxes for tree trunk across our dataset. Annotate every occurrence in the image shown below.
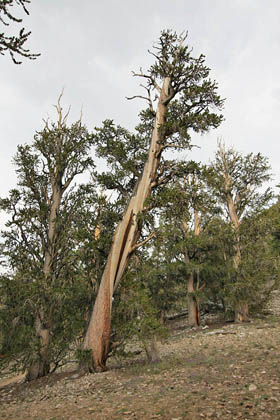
[25,313,51,381]
[143,336,160,363]
[26,183,63,381]
[184,209,201,328]
[234,302,249,322]
[229,208,249,322]
[83,78,171,371]
[187,272,200,327]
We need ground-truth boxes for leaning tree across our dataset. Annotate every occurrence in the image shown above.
[83,30,224,371]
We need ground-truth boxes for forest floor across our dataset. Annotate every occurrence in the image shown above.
[1,313,280,420]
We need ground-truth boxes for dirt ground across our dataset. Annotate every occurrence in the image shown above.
[1,315,280,420]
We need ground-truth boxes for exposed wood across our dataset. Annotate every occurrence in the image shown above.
[83,77,172,371]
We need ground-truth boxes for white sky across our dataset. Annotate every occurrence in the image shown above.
[1,0,280,209]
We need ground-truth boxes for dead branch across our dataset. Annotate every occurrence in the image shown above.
[54,89,71,130]
[132,69,162,93]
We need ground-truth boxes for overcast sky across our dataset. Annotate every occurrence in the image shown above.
[1,0,280,206]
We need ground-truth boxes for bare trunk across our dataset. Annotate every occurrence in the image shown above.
[83,78,171,371]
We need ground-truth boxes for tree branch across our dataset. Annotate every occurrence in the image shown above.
[131,231,156,252]
[126,94,154,111]
[160,143,186,152]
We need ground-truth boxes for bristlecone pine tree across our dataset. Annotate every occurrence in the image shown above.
[153,166,220,328]
[0,96,95,380]
[209,142,273,321]
[83,30,224,371]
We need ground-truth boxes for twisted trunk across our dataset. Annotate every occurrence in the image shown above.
[83,78,171,371]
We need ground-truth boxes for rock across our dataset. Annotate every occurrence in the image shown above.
[248,384,257,391]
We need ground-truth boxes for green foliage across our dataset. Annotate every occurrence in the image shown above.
[2,28,278,376]
[111,270,168,359]
[266,200,280,257]
[94,120,149,210]
[75,348,92,365]
[206,145,277,314]
[0,103,105,373]
[209,144,273,219]
[0,272,88,372]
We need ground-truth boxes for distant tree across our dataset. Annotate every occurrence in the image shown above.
[0,0,40,63]
[209,143,273,321]
[233,211,279,314]
[178,169,220,326]
[0,96,95,380]
[83,29,224,371]
[154,165,221,327]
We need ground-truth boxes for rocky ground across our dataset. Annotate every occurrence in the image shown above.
[1,309,280,420]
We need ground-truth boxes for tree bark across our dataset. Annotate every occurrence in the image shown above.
[187,272,200,327]
[83,77,171,371]
[25,313,51,381]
